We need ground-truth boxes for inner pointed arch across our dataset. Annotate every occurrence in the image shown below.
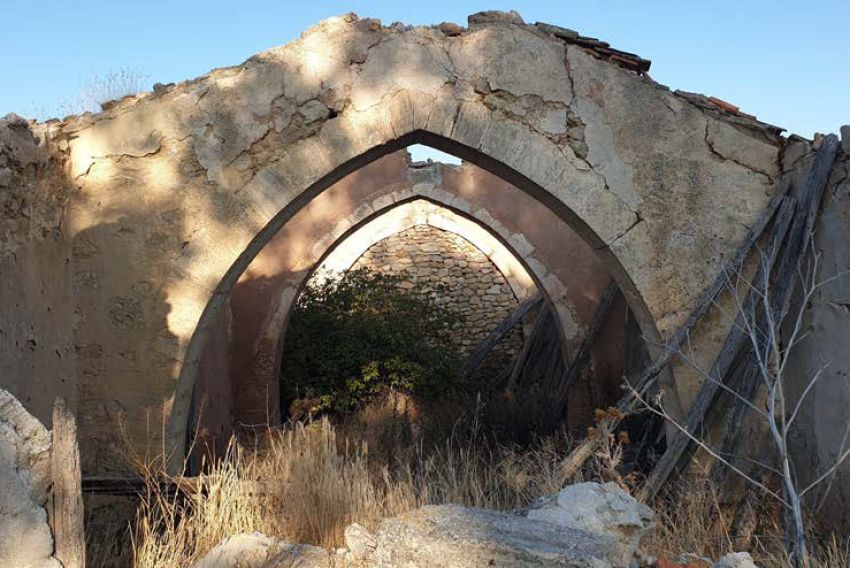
[312,198,536,302]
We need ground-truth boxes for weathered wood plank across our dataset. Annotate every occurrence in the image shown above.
[505,305,552,390]
[506,304,554,391]
[559,177,793,482]
[638,196,797,500]
[709,134,841,486]
[463,293,543,377]
[545,281,619,428]
[640,134,840,499]
[51,398,85,568]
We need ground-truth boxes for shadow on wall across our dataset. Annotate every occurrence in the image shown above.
[71,212,181,475]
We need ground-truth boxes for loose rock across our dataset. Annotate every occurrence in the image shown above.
[0,388,59,568]
[527,482,654,565]
[189,532,332,568]
[366,503,627,567]
[713,551,759,568]
[467,10,524,26]
[438,22,464,36]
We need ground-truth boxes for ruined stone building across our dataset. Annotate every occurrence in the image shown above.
[1,10,848,529]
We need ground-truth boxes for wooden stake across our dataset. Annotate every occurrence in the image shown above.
[52,398,85,568]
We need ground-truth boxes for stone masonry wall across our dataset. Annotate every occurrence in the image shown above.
[349,224,522,363]
[0,11,793,475]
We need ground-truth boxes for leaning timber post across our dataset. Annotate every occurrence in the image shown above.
[51,397,86,568]
[560,160,795,484]
[639,134,840,503]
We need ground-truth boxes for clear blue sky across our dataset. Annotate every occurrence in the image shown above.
[2,1,847,138]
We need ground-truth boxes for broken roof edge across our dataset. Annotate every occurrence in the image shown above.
[528,19,785,138]
[24,10,786,142]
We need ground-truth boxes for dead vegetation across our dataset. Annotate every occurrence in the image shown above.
[84,410,850,568]
[91,414,567,568]
[646,480,850,568]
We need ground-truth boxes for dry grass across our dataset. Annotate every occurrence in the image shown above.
[645,479,850,568]
[87,409,850,568]
[106,417,568,568]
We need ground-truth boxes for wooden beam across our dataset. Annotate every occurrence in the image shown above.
[463,293,543,378]
[559,175,793,482]
[546,281,619,427]
[709,134,841,487]
[640,134,840,499]
[51,398,85,568]
[638,196,796,500]
[505,304,554,391]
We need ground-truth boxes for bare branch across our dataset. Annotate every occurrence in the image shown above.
[642,338,769,420]
[786,365,828,429]
[800,421,850,497]
[631,387,790,508]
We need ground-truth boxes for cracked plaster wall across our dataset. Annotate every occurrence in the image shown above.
[1,11,785,471]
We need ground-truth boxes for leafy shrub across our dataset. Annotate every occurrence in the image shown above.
[280,268,464,418]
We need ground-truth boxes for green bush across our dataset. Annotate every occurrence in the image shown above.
[280,268,464,419]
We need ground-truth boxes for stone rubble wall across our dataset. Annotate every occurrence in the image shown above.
[349,224,523,360]
[0,115,76,427]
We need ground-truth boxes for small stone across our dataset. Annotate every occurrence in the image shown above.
[439,22,464,36]
[344,523,377,561]
[472,78,491,94]
[535,22,580,40]
[2,113,28,127]
[0,167,11,187]
[467,10,524,26]
[152,82,174,94]
[299,100,330,124]
[714,552,758,568]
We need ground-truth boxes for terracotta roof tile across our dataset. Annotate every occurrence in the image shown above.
[535,22,651,74]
